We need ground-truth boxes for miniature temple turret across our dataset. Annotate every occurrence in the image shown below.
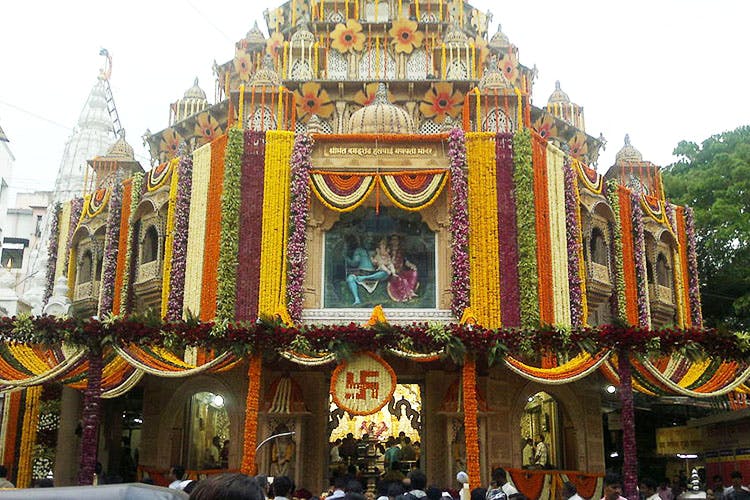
[547,81,585,131]
[605,134,663,199]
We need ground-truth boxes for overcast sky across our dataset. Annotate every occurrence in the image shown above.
[1,1,748,200]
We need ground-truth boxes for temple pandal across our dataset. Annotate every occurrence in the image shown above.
[1,0,749,497]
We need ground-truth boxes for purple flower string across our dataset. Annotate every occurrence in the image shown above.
[98,182,123,316]
[287,134,314,323]
[42,203,61,308]
[166,154,194,321]
[496,133,520,327]
[684,207,703,326]
[64,197,84,275]
[448,128,470,318]
[563,159,584,327]
[631,192,651,327]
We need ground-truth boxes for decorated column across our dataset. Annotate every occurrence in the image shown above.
[77,345,103,485]
[463,356,480,488]
[618,350,637,500]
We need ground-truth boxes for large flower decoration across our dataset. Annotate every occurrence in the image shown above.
[470,9,489,37]
[389,19,424,54]
[266,31,285,58]
[419,82,464,124]
[567,131,589,158]
[330,20,365,53]
[234,48,253,82]
[533,114,558,141]
[353,83,395,107]
[266,8,285,32]
[448,0,463,22]
[194,112,223,146]
[159,128,183,159]
[295,0,311,23]
[498,50,519,84]
[295,82,334,122]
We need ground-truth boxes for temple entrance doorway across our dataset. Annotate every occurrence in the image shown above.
[179,391,231,470]
[328,383,422,487]
[521,391,563,469]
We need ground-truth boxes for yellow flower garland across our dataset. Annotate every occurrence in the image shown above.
[671,246,687,328]
[258,131,295,317]
[16,385,42,488]
[7,344,49,374]
[183,143,212,317]
[66,196,88,298]
[160,158,181,318]
[571,162,589,324]
[55,201,71,280]
[466,133,501,328]
[546,144,570,325]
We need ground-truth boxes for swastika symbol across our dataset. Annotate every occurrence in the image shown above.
[344,370,380,400]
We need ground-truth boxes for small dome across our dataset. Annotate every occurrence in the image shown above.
[349,83,414,134]
[106,135,135,160]
[245,21,266,45]
[615,134,643,163]
[444,23,469,47]
[291,23,316,45]
[489,24,511,50]
[306,114,327,134]
[548,81,569,104]
[251,55,282,87]
[479,55,512,91]
[184,77,207,100]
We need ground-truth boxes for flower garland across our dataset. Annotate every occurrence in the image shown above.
[684,207,703,326]
[54,201,71,281]
[16,385,42,488]
[462,356,481,488]
[504,351,610,385]
[546,143,570,325]
[183,143,212,319]
[617,186,639,325]
[618,350,638,500]
[258,131,295,317]
[448,128,470,318]
[664,203,687,327]
[563,160,584,326]
[2,391,21,481]
[241,355,262,475]
[160,159,181,318]
[215,128,245,322]
[98,180,123,316]
[119,173,144,315]
[288,134,314,322]
[496,133,521,326]
[513,129,539,328]
[466,132,501,328]
[42,203,61,307]
[675,207,693,327]
[631,192,651,327]
[605,180,627,323]
[113,179,133,314]
[78,348,103,485]
[200,134,228,321]
[532,134,554,325]
[236,131,266,321]
[166,153,194,321]
[64,197,84,297]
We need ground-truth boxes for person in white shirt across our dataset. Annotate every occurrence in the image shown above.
[640,478,662,500]
[167,465,185,489]
[563,481,585,500]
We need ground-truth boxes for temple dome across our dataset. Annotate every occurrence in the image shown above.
[479,56,512,91]
[106,135,135,160]
[489,24,511,50]
[184,78,207,100]
[245,21,266,45]
[291,24,315,45]
[251,55,282,87]
[548,81,570,104]
[349,83,414,134]
[615,134,643,163]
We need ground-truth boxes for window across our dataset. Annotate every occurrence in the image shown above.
[0,248,23,269]
[656,253,670,287]
[142,226,159,263]
[590,228,608,266]
[78,250,93,283]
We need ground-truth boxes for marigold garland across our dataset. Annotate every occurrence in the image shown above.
[462,356,481,488]
[532,133,554,325]
[258,131,295,317]
[2,391,21,483]
[215,128,245,322]
[288,134,314,322]
[166,153,194,321]
[617,186,639,325]
[330,351,397,415]
[64,198,84,298]
[183,143,212,318]
[16,385,41,488]
[605,180,627,323]
[466,132,501,328]
[160,159,181,318]
[448,128,470,318]
[119,173,144,315]
[675,207,693,327]
[241,355,262,475]
[112,179,133,314]
[200,134,228,321]
[98,180,123,316]
[42,203,61,307]
[513,130,539,328]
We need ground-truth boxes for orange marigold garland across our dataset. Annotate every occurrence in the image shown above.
[16,385,42,488]
[112,179,133,314]
[330,352,397,416]
[463,356,481,488]
[618,186,639,325]
[241,355,262,475]
[532,132,554,325]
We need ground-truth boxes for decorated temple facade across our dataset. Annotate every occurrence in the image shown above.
[0,0,731,496]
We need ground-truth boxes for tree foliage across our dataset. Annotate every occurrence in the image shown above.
[663,125,750,328]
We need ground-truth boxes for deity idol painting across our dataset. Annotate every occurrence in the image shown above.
[324,207,436,308]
